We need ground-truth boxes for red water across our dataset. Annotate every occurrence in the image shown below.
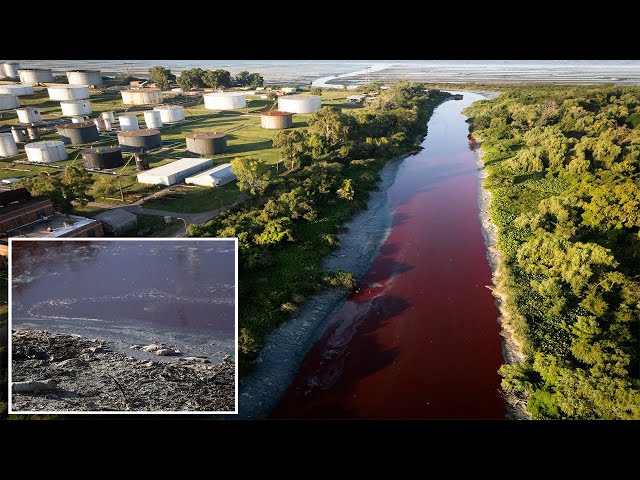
[272,94,505,419]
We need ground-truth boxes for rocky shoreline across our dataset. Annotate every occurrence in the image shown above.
[238,152,414,418]
[11,328,235,413]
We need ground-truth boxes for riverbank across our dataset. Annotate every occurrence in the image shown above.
[475,148,530,420]
[238,152,410,418]
[11,328,235,413]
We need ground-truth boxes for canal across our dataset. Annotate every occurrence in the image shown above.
[273,92,505,419]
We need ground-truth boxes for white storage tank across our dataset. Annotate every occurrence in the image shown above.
[282,87,297,94]
[121,88,162,105]
[278,95,321,114]
[144,110,163,129]
[0,133,19,157]
[204,92,246,110]
[0,94,19,110]
[153,105,184,124]
[118,115,139,131]
[1,62,19,78]
[102,111,115,123]
[60,100,92,116]
[66,70,103,86]
[25,140,68,163]
[0,84,34,96]
[18,68,54,84]
[71,116,88,123]
[47,85,90,101]
[16,107,42,123]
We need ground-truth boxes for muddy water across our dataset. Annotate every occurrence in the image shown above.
[273,93,505,419]
[11,240,236,361]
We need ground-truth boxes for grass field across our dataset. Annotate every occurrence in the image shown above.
[0,86,360,213]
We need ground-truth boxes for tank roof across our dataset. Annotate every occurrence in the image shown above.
[58,121,95,129]
[261,111,293,116]
[82,146,121,155]
[121,88,162,93]
[185,132,226,140]
[117,129,160,137]
[66,69,101,73]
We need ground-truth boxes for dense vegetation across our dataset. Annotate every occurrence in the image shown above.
[464,85,640,419]
[190,83,450,374]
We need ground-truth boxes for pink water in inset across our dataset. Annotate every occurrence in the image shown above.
[273,93,505,419]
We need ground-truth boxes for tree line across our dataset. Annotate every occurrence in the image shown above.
[464,85,640,419]
[149,65,264,91]
[189,82,450,373]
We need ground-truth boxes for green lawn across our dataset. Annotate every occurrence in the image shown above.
[143,182,242,213]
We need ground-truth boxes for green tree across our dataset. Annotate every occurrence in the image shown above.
[247,73,264,88]
[148,66,172,90]
[310,87,323,96]
[203,69,232,90]
[272,130,309,170]
[62,165,94,207]
[176,68,205,91]
[308,107,354,147]
[91,175,120,199]
[23,165,95,213]
[230,157,272,195]
[234,71,250,87]
[336,178,355,200]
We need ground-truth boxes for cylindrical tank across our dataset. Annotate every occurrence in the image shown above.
[135,152,149,170]
[57,121,99,145]
[25,141,68,163]
[0,133,18,157]
[278,95,321,114]
[103,118,113,131]
[144,110,163,129]
[94,117,105,131]
[185,132,227,155]
[16,107,42,123]
[204,92,246,110]
[102,111,115,123]
[1,62,19,79]
[81,146,124,169]
[66,70,103,86]
[71,116,88,123]
[261,111,293,129]
[118,115,139,131]
[0,84,34,96]
[121,88,162,105]
[47,85,90,101]
[60,100,92,116]
[0,94,19,110]
[117,129,161,152]
[11,126,26,143]
[26,126,40,140]
[153,105,184,124]
[18,68,54,84]
[282,87,297,94]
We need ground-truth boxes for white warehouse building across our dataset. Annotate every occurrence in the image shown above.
[137,157,214,186]
[185,163,236,187]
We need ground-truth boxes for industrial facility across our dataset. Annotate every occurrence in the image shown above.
[185,163,236,187]
[137,157,214,186]
[144,110,162,129]
[66,70,103,86]
[117,129,161,152]
[121,88,163,105]
[57,122,99,145]
[60,100,92,116]
[154,105,185,124]
[278,94,321,114]
[204,92,246,110]
[25,141,68,163]
[81,146,124,169]
[47,85,90,101]
[16,107,42,124]
[118,115,139,131]
[1,62,19,79]
[0,133,18,157]
[18,68,54,84]
[261,111,293,129]
[93,209,137,235]
[185,132,227,155]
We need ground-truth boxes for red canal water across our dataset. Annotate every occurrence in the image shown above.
[272,93,505,419]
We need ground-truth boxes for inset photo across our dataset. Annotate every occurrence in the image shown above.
[8,238,237,414]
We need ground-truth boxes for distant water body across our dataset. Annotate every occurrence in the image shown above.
[5,60,640,86]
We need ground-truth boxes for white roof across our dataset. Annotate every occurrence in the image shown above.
[185,163,234,180]
[138,158,213,177]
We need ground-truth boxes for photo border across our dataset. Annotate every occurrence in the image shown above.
[8,236,239,415]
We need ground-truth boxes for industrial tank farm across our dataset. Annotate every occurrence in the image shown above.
[278,94,321,114]
[204,92,246,110]
[16,107,42,124]
[47,85,90,101]
[144,110,162,129]
[121,88,163,105]
[66,70,103,86]
[118,115,139,131]
[1,62,19,79]
[261,111,293,129]
[117,129,162,152]
[81,146,124,169]
[0,94,20,110]
[0,85,34,96]
[154,105,184,124]
[60,100,92,116]
[0,133,18,157]
[185,132,227,155]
